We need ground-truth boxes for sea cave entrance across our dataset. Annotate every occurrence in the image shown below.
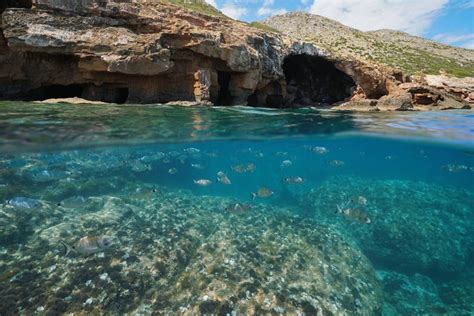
[0,0,32,11]
[216,71,233,105]
[27,84,85,101]
[15,84,130,104]
[282,54,356,106]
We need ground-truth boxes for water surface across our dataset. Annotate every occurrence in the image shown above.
[0,101,473,314]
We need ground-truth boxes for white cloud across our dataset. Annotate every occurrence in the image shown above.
[257,0,288,16]
[460,0,474,9]
[433,33,474,49]
[433,33,474,44]
[462,41,474,49]
[309,0,450,35]
[221,2,249,19]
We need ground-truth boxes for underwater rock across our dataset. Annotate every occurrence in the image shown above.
[378,270,446,315]
[0,185,383,314]
[0,198,50,245]
[303,176,474,278]
[168,206,383,315]
[378,270,474,315]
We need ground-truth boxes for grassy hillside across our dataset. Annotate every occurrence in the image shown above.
[263,12,474,77]
[163,0,226,17]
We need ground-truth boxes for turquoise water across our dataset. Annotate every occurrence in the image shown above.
[0,102,473,314]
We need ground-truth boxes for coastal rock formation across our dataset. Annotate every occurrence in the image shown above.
[302,176,474,278]
[0,1,470,110]
[424,75,474,104]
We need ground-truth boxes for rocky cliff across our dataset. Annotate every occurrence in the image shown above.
[264,12,474,78]
[0,1,471,110]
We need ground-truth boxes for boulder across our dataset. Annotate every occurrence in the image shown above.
[303,176,474,278]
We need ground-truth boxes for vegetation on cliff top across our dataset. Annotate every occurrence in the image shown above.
[263,12,474,78]
[163,0,227,17]
[159,5,473,78]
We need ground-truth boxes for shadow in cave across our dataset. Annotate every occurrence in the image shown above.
[24,84,85,101]
[283,54,356,107]
[115,87,129,104]
[0,0,32,12]
[216,71,233,105]
[7,84,130,104]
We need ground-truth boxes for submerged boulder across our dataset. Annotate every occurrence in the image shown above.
[170,210,383,315]
[302,176,474,278]
[0,186,383,314]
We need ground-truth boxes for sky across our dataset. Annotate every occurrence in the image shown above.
[204,0,474,49]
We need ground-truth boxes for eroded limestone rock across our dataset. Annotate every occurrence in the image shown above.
[0,0,470,110]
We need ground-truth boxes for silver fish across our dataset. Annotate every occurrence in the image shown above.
[168,151,181,157]
[280,160,293,167]
[139,152,165,162]
[336,204,371,224]
[251,187,273,200]
[130,188,160,200]
[60,236,113,256]
[353,196,368,206]
[329,160,345,167]
[442,164,473,173]
[191,163,206,170]
[6,197,41,210]
[311,146,329,154]
[217,171,231,185]
[57,196,88,208]
[168,168,178,175]
[184,148,200,154]
[130,160,151,172]
[284,176,305,184]
[194,179,212,186]
[225,203,251,213]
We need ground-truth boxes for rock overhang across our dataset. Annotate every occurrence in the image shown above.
[1,0,467,110]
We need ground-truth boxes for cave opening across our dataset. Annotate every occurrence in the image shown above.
[25,84,85,101]
[247,81,285,108]
[216,71,233,105]
[282,54,356,106]
[0,0,32,12]
[115,87,129,104]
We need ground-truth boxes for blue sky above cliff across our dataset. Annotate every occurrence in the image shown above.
[205,0,474,49]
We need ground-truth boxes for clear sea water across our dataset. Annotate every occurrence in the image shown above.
[0,101,473,315]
